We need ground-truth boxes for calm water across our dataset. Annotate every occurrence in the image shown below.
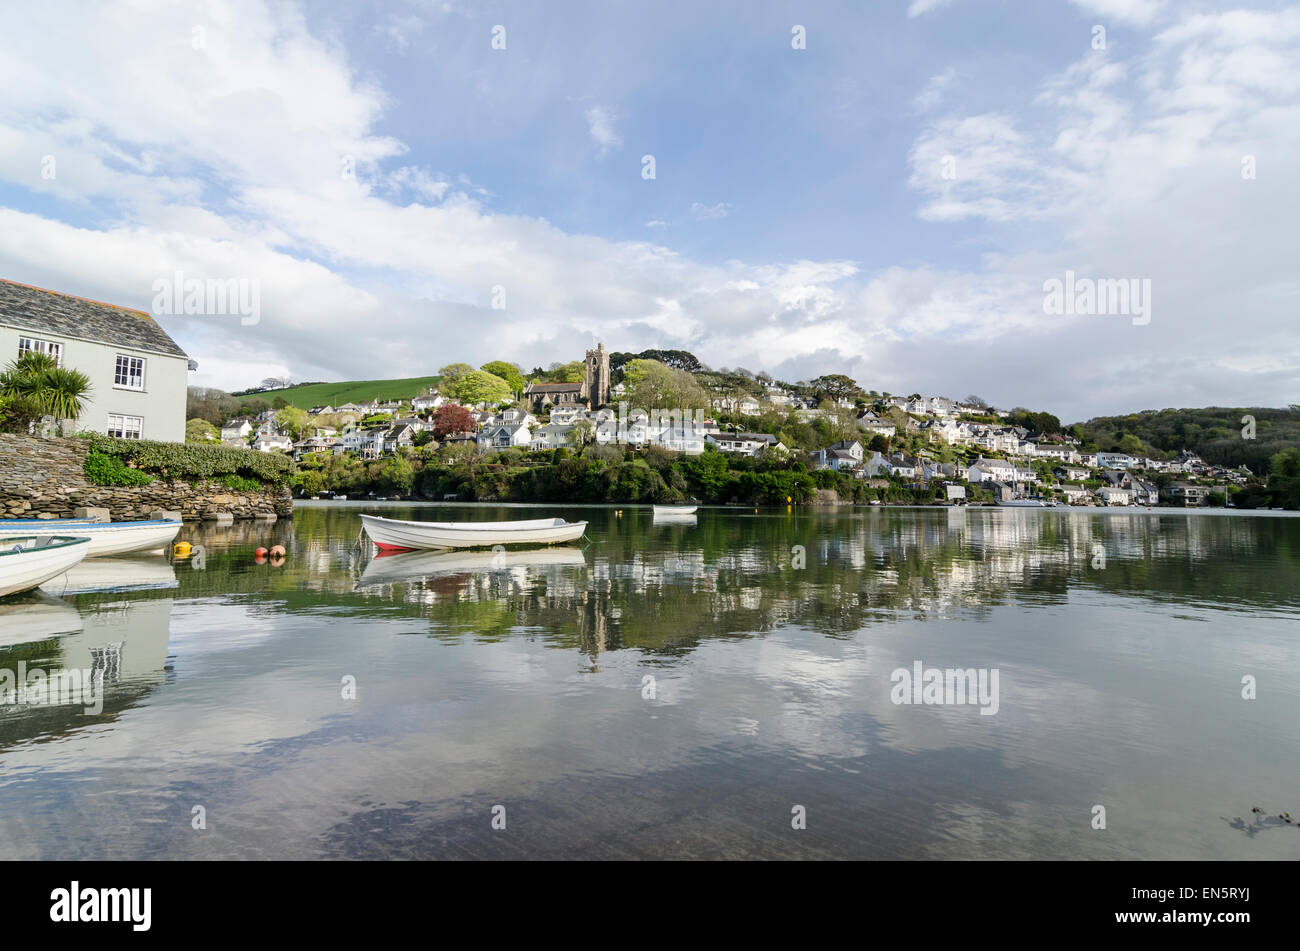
[1,503,1298,860]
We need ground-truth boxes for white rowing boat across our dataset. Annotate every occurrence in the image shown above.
[653,505,698,516]
[0,519,181,557]
[0,536,91,598]
[359,513,588,551]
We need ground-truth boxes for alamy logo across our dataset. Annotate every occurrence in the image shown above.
[50,882,151,931]
[890,661,1000,715]
[0,663,103,715]
[1043,270,1151,326]
[151,270,261,325]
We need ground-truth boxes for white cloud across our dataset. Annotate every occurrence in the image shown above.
[908,0,955,18]
[584,105,622,157]
[689,201,731,221]
[914,67,956,112]
[1068,0,1167,26]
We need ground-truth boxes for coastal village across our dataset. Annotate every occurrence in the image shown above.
[207,341,1253,507]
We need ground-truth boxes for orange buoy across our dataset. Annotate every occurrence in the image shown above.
[269,545,286,557]
[255,547,268,558]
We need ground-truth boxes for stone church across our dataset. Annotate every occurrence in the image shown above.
[584,342,611,407]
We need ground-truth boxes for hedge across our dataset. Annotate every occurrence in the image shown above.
[85,434,294,485]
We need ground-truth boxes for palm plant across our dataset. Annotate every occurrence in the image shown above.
[0,352,93,422]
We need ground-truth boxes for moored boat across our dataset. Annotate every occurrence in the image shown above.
[359,513,588,551]
[0,519,181,557]
[994,499,1049,507]
[653,504,698,516]
[0,536,91,598]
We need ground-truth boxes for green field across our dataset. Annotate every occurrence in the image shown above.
[252,377,442,410]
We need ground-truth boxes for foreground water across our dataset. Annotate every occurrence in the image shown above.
[1,503,1297,860]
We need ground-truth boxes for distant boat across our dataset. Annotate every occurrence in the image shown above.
[0,518,180,557]
[994,498,1048,507]
[653,505,698,516]
[0,536,90,598]
[360,513,587,551]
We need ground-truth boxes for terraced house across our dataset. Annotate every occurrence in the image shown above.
[0,278,192,442]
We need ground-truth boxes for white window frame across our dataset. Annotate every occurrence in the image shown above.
[107,414,144,440]
[18,337,63,365]
[114,354,146,390]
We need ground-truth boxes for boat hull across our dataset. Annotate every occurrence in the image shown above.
[359,514,587,551]
[0,519,181,557]
[0,537,91,598]
[653,505,698,515]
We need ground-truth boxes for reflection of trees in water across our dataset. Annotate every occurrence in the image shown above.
[173,506,1299,658]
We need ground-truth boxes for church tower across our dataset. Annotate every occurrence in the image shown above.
[584,341,611,407]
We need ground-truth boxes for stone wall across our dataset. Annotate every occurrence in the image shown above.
[0,434,292,521]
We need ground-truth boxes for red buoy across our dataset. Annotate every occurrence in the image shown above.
[255,547,268,558]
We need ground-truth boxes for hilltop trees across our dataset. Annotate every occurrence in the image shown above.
[446,369,513,407]
[480,361,526,395]
[622,359,708,409]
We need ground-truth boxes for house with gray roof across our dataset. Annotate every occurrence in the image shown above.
[0,278,193,441]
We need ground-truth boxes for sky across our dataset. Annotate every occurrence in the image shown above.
[0,0,1296,422]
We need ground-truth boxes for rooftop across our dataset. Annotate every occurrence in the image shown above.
[0,278,188,359]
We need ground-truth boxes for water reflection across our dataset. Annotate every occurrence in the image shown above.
[0,504,1296,860]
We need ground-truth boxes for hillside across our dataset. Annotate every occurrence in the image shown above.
[1074,406,1299,473]
[244,376,442,410]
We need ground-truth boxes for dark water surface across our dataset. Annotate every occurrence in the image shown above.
[1,503,1298,859]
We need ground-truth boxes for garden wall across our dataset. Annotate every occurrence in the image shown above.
[0,434,292,520]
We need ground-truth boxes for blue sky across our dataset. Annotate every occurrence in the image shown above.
[0,0,1296,420]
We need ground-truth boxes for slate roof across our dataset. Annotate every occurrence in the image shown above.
[0,278,188,359]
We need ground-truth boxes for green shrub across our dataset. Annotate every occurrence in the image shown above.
[216,473,263,492]
[84,451,155,486]
[85,434,293,485]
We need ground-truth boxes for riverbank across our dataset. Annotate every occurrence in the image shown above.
[0,433,293,521]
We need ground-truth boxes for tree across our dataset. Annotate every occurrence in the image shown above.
[447,370,513,406]
[433,403,475,438]
[186,419,220,443]
[438,363,475,389]
[480,361,525,395]
[964,394,989,409]
[275,406,312,440]
[622,359,707,409]
[0,352,93,422]
[810,374,862,402]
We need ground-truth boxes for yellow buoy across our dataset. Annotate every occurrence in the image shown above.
[173,541,192,558]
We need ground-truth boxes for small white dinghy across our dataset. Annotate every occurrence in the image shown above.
[0,536,91,598]
[653,505,698,516]
[359,513,588,551]
[0,518,181,557]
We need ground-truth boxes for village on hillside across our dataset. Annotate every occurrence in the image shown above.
[197,342,1256,507]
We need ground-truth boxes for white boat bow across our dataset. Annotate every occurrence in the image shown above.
[0,536,91,598]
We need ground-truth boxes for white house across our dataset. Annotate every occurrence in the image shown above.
[706,432,784,456]
[532,422,575,450]
[0,278,193,441]
[477,422,533,451]
[221,418,254,441]
[1097,452,1138,469]
[253,432,293,453]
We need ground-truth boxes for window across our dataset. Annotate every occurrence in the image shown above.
[107,414,143,439]
[114,354,146,390]
[18,337,62,365]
